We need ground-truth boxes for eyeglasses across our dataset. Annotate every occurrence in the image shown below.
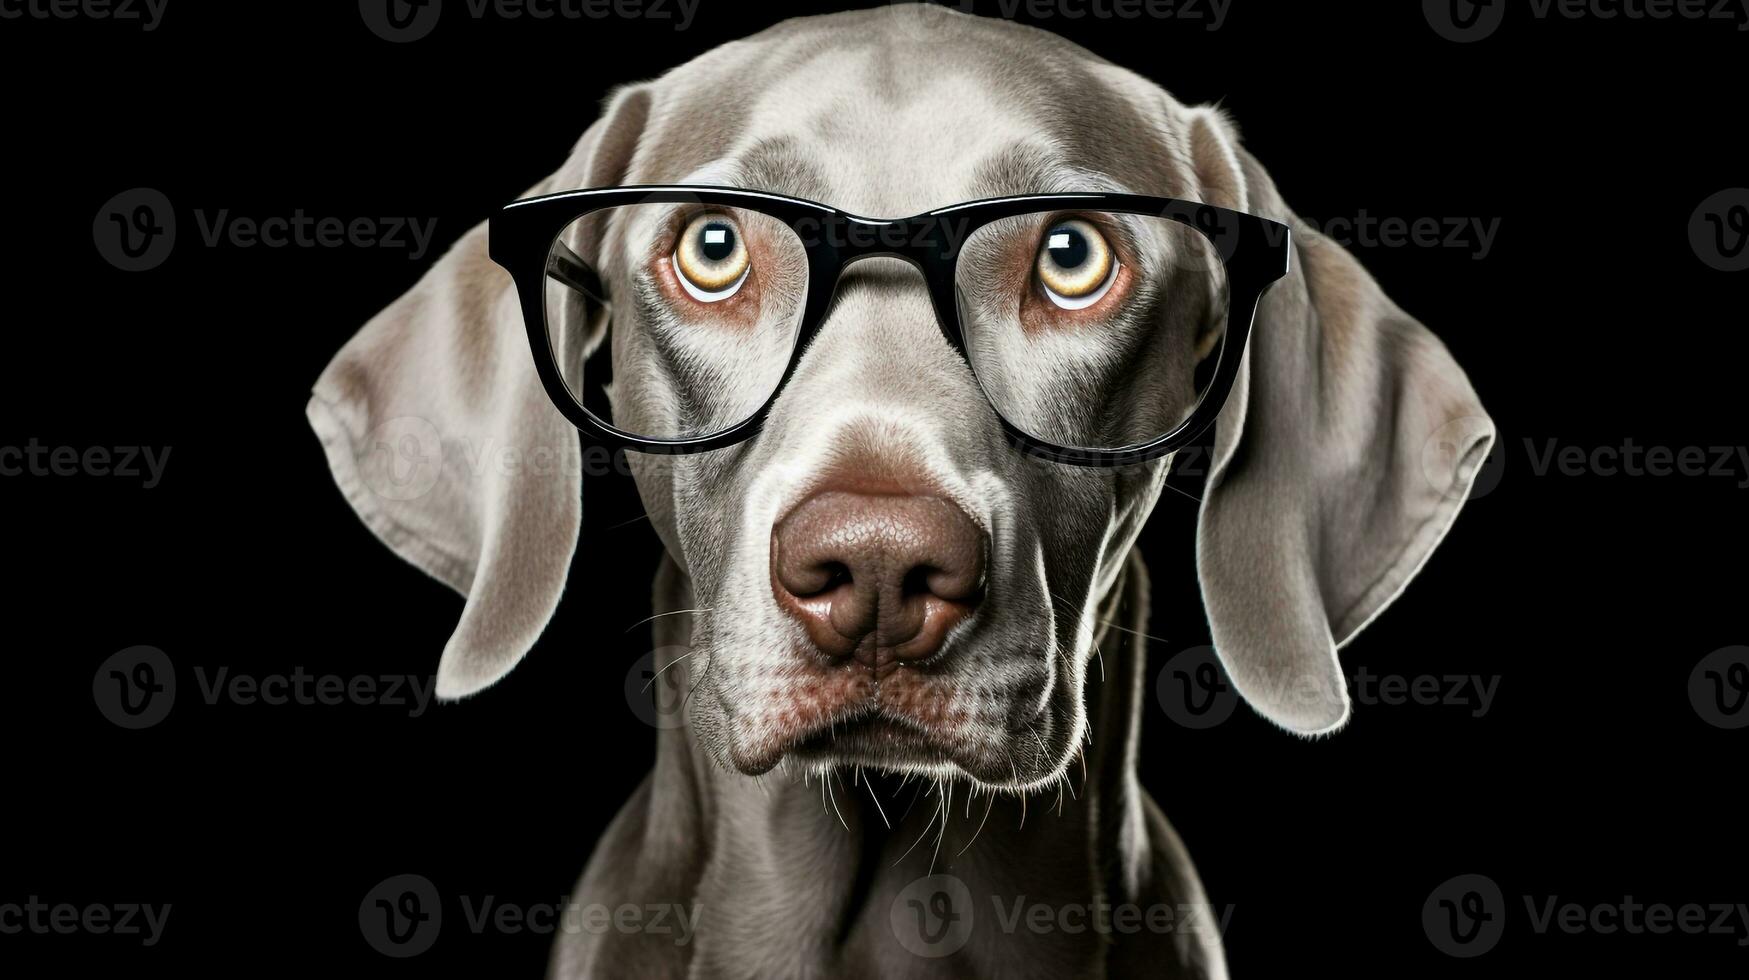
[489,186,1290,466]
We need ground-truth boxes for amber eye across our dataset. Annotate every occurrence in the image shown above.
[673,213,750,302]
[1036,218,1117,309]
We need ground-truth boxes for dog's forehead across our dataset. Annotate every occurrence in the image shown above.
[728,51,1050,216]
[629,9,1190,214]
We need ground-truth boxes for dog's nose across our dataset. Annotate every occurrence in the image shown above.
[772,491,985,671]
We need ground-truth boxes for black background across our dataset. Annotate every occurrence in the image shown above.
[4,1,1745,976]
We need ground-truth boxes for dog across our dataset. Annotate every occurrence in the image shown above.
[307,7,1493,977]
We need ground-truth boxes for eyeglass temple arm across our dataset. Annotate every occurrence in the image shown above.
[545,242,611,307]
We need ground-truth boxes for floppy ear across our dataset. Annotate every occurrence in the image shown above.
[305,84,652,699]
[1180,107,1496,735]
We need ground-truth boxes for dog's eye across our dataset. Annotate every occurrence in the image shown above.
[673,213,750,302]
[1036,218,1117,310]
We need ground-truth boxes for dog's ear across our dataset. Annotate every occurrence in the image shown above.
[1180,106,1495,735]
[305,84,652,699]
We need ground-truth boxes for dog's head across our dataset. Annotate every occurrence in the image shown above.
[309,8,1492,791]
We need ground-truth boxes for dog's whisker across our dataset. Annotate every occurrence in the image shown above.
[640,650,694,692]
[956,792,997,858]
[1158,478,1204,506]
[623,607,713,633]
[1097,620,1170,646]
[862,772,891,830]
[827,773,850,833]
[605,511,653,530]
[928,781,951,875]
[893,781,940,868]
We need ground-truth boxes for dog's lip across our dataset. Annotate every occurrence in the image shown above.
[787,713,948,767]
[730,700,1010,782]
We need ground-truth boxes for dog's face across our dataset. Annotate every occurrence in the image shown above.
[311,8,1492,767]
[577,11,1230,790]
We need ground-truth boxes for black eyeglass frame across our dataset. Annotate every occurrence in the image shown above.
[489,185,1291,467]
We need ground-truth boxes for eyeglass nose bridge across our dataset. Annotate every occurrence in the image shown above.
[810,213,970,355]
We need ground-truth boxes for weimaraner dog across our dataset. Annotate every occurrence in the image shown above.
[309,7,1492,977]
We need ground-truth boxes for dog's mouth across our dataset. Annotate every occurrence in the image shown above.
[717,653,1064,787]
[786,712,963,776]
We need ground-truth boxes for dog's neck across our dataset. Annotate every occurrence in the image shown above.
[619,550,1169,973]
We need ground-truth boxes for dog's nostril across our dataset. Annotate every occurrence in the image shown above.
[785,560,850,598]
[771,490,986,670]
[901,566,933,598]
